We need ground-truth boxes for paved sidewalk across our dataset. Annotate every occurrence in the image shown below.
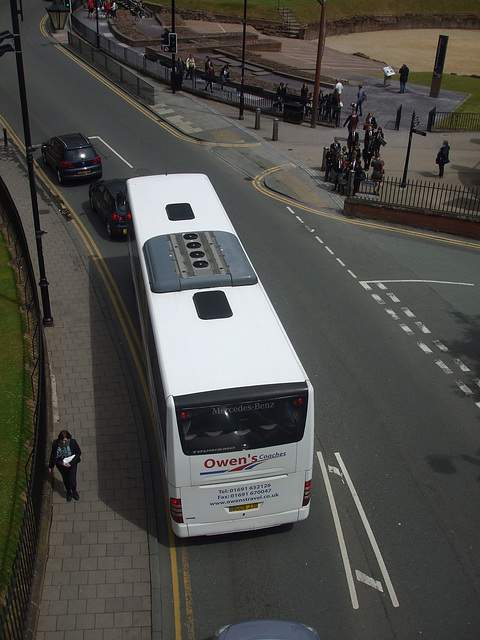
[0,144,153,640]
[1,11,478,640]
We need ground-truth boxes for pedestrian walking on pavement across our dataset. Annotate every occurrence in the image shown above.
[48,429,82,502]
[356,85,366,116]
[372,127,386,154]
[399,64,409,93]
[335,77,343,96]
[435,140,450,178]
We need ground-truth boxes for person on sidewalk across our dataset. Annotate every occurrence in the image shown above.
[204,57,215,93]
[363,124,375,171]
[220,64,230,89]
[185,54,195,79]
[176,56,185,77]
[48,429,82,502]
[335,77,343,96]
[356,85,366,116]
[399,64,409,93]
[371,153,385,192]
[347,126,359,156]
[275,82,287,111]
[324,145,335,182]
[363,112,377,132]
[343,108,358,132]
[435,140,450,178]
[372,127,386,155]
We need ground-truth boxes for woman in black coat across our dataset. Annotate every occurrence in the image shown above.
[436,140,450,178]
[48,429,82,501]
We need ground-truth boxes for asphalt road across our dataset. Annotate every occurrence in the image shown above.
[1,3,480,639]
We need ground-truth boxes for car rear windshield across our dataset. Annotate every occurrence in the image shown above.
[65,147,96,163]
[176,392,308,455]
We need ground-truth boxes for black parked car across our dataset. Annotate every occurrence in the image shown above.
[41,133,102,184]
[89,179,130,239]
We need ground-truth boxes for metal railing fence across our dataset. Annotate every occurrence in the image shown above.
[352,176,480,219]
[427,107,480,132]
[68,27,157,104]
[0,172,48,640]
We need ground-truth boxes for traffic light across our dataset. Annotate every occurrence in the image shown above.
[161,29,169,45]
[168,33,177,54]
[64,0,71,9]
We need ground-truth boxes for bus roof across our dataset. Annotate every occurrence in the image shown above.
[127,174,237,243]
[127,174,308,399]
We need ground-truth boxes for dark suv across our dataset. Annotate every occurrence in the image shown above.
[41,133,102,184]
[89,179,131,239]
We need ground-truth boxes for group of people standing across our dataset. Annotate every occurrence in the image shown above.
[87,0,117,19]
[173,55,230,92]
[325,107,385,195]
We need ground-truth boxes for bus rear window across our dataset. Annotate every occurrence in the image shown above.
[176,394,308,455]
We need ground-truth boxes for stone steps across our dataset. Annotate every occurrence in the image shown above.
[279,6,301,38]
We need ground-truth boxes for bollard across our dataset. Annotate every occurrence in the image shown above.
[255,107,261,130]
[272,118,279,141]
[3,128,7,147]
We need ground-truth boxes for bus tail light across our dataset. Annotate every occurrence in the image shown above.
[170,497,184,523]
[302,480,312,506]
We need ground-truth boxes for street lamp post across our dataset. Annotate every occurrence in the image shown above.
[170,0,176,94]
[95,1,100,49]
[238,0,247,120]
[2,0,53,326]
[311,0,326,128]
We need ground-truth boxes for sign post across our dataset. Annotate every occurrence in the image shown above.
[382,66,395,87]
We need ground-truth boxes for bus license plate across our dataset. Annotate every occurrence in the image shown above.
[229,503,259,512]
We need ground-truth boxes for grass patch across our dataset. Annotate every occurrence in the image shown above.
[0,230,31,601]
[409,72,480,112]
[156,0,479,23]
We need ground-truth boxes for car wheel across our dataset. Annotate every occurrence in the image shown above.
[57,169,64,185]
[106,220,113,239]
[41,150,48,165]
[89,195,96,212]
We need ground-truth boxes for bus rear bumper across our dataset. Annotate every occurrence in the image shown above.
[172,505,310,538]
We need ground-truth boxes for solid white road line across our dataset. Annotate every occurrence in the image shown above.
[317,451,359,609]
[88,135,134,168]
[335,452,400,608]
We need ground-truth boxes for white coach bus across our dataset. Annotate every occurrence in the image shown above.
[127,173,314,537]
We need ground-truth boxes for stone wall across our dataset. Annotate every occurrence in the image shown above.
[303,13,480,39]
